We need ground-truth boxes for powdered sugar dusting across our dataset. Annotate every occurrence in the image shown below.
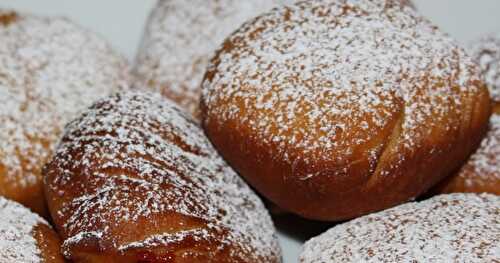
[45,92,280,261]
[202,0,483,168]
[0,197,48,263]
[470,34,500,102]
[0,11,129,195]
[457,114,500,186]
[134,0,296,118]
[300,194,500,262]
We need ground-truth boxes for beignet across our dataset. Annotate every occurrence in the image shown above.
[43,92,281,262]
[201,0,491,220]
[0,10,129,217]
[300,194,500,262]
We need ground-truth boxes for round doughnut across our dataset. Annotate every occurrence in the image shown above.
[201,0,491,221]
[0,10,129,217]
[437,34,500,195]
[300,193,500,262]
[134,0,296,120]
[43,92,281,262]
[0,196,65,263]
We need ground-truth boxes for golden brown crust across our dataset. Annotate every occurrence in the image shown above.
[43,92,281,262]
[0,163,49,217]
[201,0,491,221]
[437,171,500,195]
[33,224,67,263]
[436,108,500,195]
[435,35,500,196]
[0,10,129,217]
[0,11,18,26]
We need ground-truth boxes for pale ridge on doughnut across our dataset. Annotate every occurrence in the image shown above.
[470,34,500,102]
[0,11,129,198]
[46,92,280,260]
[300,194,500,263]
[134,0,296,118]
[0,197,47,263]
[203,0,480,161]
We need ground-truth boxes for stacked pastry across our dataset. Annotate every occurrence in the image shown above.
[1,3,282,262]
[1,0,499,262]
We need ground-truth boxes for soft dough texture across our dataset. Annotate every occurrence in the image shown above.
[437,35,500,195]
[43,92,281,262]
[0,197,65,263]
[201,0,491,221]
[300,194,500,262]
[0,10,129,217]
[134,0,296,120]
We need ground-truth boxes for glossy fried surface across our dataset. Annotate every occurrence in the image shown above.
[43,92,281,262]
[436,110,500,195]
[201,0,491,221]
[34,224,67,263]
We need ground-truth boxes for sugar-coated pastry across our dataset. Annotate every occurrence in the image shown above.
[43,92,281,262]
[437,114,500,195]
[134,0,296,120]
[437,34,500,195]
[201,0,490,221]
[0,10,129,217]
[470,34,500,103]
[0,197,65,263]
[300,194,500,263]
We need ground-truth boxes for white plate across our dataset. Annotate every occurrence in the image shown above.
[4,1,500,262]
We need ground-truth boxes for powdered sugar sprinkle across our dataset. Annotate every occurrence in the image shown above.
[46,92,280,261]
[0,197,48,263]
[469,33,500,102]
[0,11,129,195]
[134,0,296,118]
[202,0,483,169]
[300,194,500,262]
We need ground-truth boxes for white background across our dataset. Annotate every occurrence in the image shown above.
[3,1,499,262]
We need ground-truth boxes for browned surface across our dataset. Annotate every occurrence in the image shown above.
[437,170,500,195]
[0,11,18,26]
[33,224,66,263]
[435,104,500,195]
[59,211,249,263]
[0,136,51,218]
[43,93,280,263]
[202,89,490,221]
[200,0,492,221]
